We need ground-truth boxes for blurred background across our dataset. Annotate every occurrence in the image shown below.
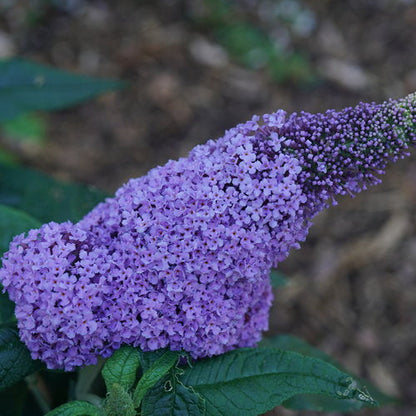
[1,0,416,415]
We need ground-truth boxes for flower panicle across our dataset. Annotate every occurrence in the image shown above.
[0,93,414,371]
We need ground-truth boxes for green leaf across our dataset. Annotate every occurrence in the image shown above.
[0,58,125,123]
[141,375,205,416]
[103,383,136,416]
[133,350,180,407]
[260,334,395,411]
[269,269,289,288]
[0,291,16,327]
[258,334,331,360]
[0,162,108,223]
[1,113,47,145]
[0,328,41,391]
[180,347,376,416]
[102,346,140,392]
[197,1,316,85]
[282,393,365,412]
[138,349,167,371]
[45,401,104,416]
[0,203,42,256]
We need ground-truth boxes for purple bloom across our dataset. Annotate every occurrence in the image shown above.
[1,93,415,370]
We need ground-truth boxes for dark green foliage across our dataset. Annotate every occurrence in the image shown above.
[141,374,205,416]
[0,203,41,255]
[0,58,125,123]
[133,351,181,407]
[0,328,42,392]
[269,269,289,287]
[192,0,316,85]
[179,348,377,415]
[260,335,395,412]
[0,162,108,224]
[101,346,141,392]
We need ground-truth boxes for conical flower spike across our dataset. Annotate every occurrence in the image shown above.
[1,93,415,370]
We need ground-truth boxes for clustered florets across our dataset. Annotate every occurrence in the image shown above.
[1,94,415,370]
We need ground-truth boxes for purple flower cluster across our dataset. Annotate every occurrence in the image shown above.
[1,93,415,370]
[278,94,416,215]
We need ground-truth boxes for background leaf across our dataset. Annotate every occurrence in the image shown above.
[260,334,395,411]
[0,58,125,123]
[0,292,16,327]
[0,162,108,223]
[180,347,376,416]
[194,0,316,84]
[101,346,140,392]
[269,269,289,288]
[0,203,41,256]
[0,328,41,392]
[1,113,47,145]
[45,401,103,416]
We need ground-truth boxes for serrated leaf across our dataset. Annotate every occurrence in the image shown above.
[45,401,103,416]
[0,203,41,256]
[141,372,205,416]
[260,334,395,411]
[269,269,289,288]
[0,58,125,123]
[0,162,108,223]
[101,346,140,392]
[180,347,376,416]
[133,350,180,407]
[0,328,41,391]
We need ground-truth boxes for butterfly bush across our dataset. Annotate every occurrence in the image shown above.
[1,93,415,370]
